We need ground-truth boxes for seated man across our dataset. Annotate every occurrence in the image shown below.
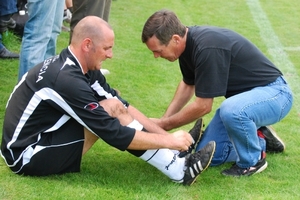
[0,16,215,186]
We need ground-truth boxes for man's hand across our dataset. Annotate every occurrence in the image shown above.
[150,117,168,130]
[150,117,161,125]
[127,129,193,151]
[169,130,193,151]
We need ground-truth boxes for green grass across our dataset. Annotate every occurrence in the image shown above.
[1,0,300,199]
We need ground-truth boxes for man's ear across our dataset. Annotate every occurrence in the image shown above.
[82,38,92,52]
[172,35,181,44]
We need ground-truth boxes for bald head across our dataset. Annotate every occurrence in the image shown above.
[69,16,115,74]
[71,16,113,46]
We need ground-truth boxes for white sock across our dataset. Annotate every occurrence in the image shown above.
[127,120,184,182]
[140,149,186,182]
[127,119,143,131]
[127,119,179,156]
[171,150,180,155]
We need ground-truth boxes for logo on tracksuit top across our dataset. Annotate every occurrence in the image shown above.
[84,102,99,110]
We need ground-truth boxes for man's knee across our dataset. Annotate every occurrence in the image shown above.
[219,99,241,125]
[99,98,127,117]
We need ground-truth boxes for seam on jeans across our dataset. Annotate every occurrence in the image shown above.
[279,87,293,119]
[237,89,283,167]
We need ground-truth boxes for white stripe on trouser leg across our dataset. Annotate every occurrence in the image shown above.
[140,149,185,182]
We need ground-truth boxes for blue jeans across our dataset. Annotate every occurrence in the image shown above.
[196,76,293,168]
[18,0,64,80]
[0,34,3,50]
[0,0,17,16]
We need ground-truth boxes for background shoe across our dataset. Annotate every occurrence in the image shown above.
[183,141,215,186]
[100,69,110,75]
[0,18,16,33]
[259,126,285,153]
[61,25,70,32]
[0,47,19,59]
[63,9,72,24]
[178,118,204,158]
[221,158,268,177]
[7,18,16,29]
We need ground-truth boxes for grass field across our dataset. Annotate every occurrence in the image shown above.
[0,0,300,199]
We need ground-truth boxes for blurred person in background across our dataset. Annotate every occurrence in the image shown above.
[0,0,19,59]
[18,0,64,80]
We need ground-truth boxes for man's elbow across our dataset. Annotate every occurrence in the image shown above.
[202,105,212,115]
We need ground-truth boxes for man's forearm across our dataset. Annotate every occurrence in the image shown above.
[127,130,192,151]
[163,80,194,118]
[127,105,169,135]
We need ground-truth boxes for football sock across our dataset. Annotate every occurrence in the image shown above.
[126,119,146,157]
[127,119,143,131]
[140,148,185,182]
[126,119,185,181]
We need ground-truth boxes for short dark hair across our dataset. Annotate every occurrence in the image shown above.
[141,9,186,45]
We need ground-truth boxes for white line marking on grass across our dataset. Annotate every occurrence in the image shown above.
[247,0,300,114]
[283,47,300,51]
